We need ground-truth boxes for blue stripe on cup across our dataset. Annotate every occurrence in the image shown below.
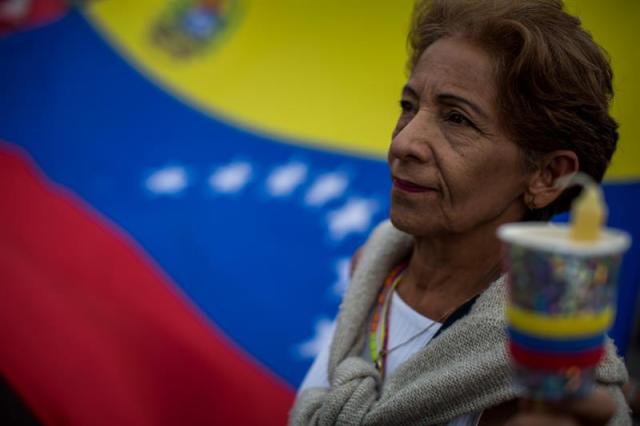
[507,327,605,353]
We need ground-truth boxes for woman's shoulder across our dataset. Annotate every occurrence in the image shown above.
[471,275,508,320]
[341,220,413,306]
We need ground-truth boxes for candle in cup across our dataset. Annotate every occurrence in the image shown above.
[570,184,607,242]
[498,178,630,400]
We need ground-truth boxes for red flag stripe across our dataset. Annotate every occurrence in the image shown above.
[0,142,294,425]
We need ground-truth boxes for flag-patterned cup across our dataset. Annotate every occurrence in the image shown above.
[497,223,630,400]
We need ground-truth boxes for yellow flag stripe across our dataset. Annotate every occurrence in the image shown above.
[506,305,614,337]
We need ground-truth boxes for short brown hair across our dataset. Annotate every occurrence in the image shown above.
[409,0,618,220]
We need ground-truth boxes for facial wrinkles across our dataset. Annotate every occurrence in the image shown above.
[404,88,473,223]
[389,37,535,238]
[410,105,451,204]
[426,45,497,132]
[409,83,502,232]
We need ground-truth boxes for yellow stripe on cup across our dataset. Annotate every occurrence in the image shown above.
[506,305,614,338]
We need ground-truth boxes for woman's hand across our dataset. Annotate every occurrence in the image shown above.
[505,387,616,426]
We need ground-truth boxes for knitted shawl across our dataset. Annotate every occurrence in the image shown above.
[290,221,630,425]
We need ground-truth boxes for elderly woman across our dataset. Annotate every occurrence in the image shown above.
[290,0,630,425]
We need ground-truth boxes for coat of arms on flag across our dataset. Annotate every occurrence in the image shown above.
[150,0,239,59]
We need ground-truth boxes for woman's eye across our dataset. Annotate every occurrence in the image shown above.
[399,100,414,113]
[445,111,473,127]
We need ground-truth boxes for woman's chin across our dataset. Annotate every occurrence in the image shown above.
[389,209,439,238]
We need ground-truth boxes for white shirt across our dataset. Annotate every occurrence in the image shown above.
[299,291,482,426]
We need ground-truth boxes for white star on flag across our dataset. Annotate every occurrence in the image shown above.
[145,165,189,195]
[295,319,336,359]
[327,198,378,240]
[266,162,308,197]
[208,161,253,194]
[305,172,349,207]
[332,258,352,297]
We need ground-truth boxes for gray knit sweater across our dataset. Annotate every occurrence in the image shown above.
[290,220,631,425]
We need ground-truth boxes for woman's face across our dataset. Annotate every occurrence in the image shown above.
[388,37,530,238]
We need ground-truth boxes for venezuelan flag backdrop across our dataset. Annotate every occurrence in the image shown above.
[0,0,638,423]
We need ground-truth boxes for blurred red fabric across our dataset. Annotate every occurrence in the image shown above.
[0,142,294,425]
[0,0,67,36]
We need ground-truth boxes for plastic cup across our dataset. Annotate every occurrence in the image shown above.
[497,222,630,400]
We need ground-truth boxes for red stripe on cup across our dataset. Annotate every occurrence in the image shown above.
[509,341,605,371]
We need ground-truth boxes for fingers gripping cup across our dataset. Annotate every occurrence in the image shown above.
[498,178,630,400]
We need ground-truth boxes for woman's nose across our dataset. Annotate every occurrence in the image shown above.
[389,111,435,164]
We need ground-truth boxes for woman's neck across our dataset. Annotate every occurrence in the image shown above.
[395,224,504,321]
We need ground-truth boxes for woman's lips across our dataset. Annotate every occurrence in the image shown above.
[392,177,435,193]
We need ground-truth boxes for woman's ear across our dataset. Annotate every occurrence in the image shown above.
[524,150,579,210]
